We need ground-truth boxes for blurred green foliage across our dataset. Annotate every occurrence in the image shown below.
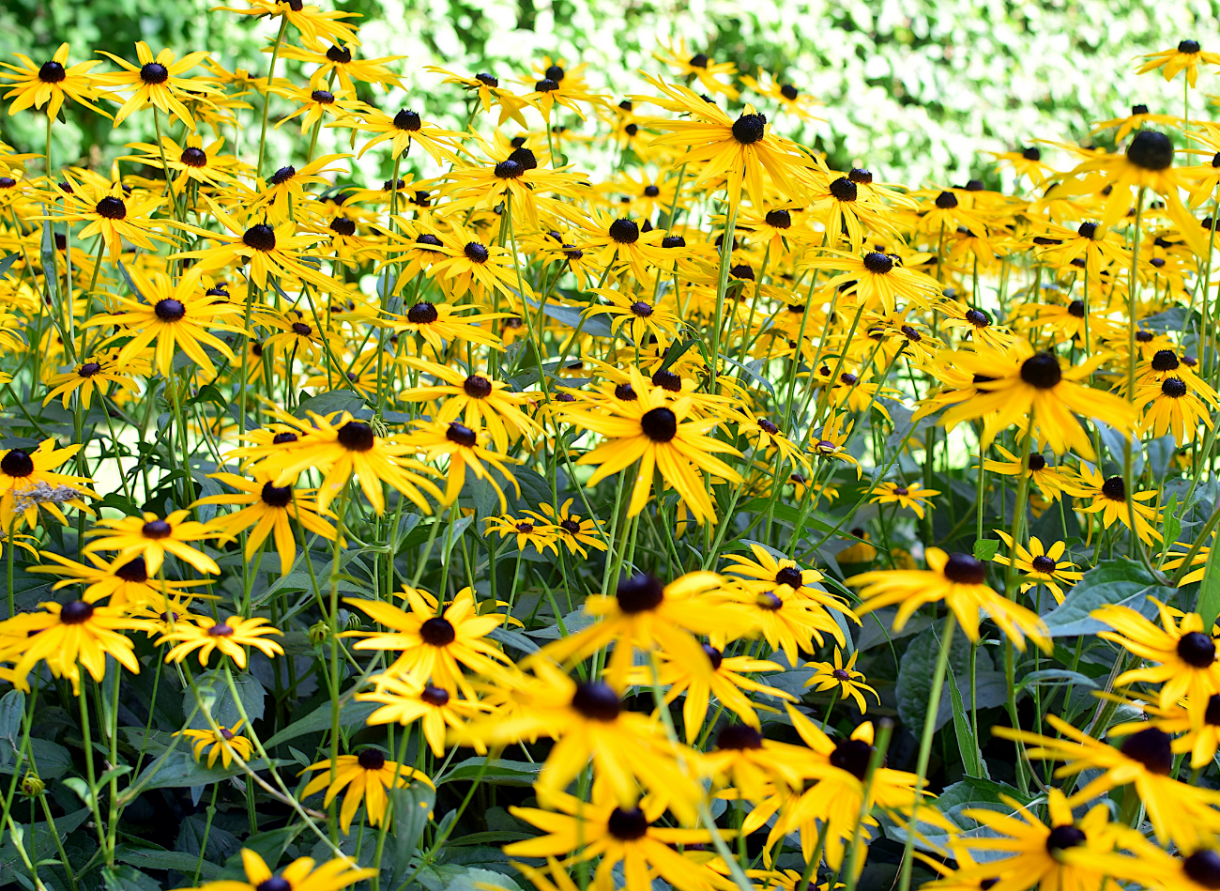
[5,0,1220,186]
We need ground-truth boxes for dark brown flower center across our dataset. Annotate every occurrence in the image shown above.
[393,109,422,131]
[1045,825,1086,855]
[140,62,169,85]
[1,450,34,477]
[1127,130,1174,171]
[1120,727,1173,774]
[357,748,386,770]
[243,224,276,252]
[1031,555,1056,573]
[60,600,94,625]
[407,302,439,324]
[717,724,763,750]
[337,421,375,452]
[616,573,664,613]
[732,113,767,145]
[96,197,127,220]
[607,807,649,840]
[640,407,677,442]
[1020,352,1062,389]
[943,553,987,584]
[1178,631,1216,668]
[571,682,619,721]
[830,738,872,780]
[261,482,293,507]
[420,617,456,646]
[155,299,185,322]
[142,519,172,539]
[39,61,66,84]
[445,423,477,447]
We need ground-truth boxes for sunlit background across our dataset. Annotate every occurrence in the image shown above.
[6,0,1220,188]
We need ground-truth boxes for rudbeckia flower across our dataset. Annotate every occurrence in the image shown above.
[193,472,337,573]
[942,341,1136,460]
[993,532,1083,604]
[562,368,742,525]
[0,43,110,119]
[95,41,220,130]
[995,715,1220,847]
[183,848,374,891]
[357,674,492,756]
[177,720,254,769]
[506,789,733,891]
[399,358,541,452]
[211,0,362,52]
[1137,39,1220,87]
[850,548,1051,652]
[804,647,879,712]
[84,510,221,576]
[159,614,284,667]
[870,481,940,519]
[1093,598,1220,728]
[0,599,150,694]
[300,750,433,835]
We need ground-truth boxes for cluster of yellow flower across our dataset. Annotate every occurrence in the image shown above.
[4,4,1220,890]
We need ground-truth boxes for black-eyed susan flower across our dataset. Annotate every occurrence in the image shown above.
[87,266,243,377]
[870,481,939,519]
[537,571,739,691]
[84,510,220,576]
[343,586,512,697]
[399,358,540,452]
[160,614,283,667]
[520,499,607,558]
[562,369,742,525]
[943,341,1136,460]
[805,251,941,315]
[652,38,739,97]
[1138,39,1220,87]
[452,664,701,823]
[211,0,361,52]
[404,420,519,511]
[264,412,442,515]
[95,41,220,130]
[506,789,732,891]
[357,675,491,757]
[38,177,174,261]
[177,721,254,769]
[0,43,109,119]
[850,549,1051,651]
[0,439,95,531]
[41,352,143,410]
[388,300,505,354]
[183,848,374,891]
[946,789,1138,890]
[804,647,879,712]
[301,749,434,835]
[628,643,794,744]
[193,472,336,573]
[993,532,1083,604]
[1073,465,1162,546]
[1093,598,1220,728]
[646,75,806,208]
[484,513,561,555]
[995,716,1220,847]
[1135,374,1214,445]
[0,599,150,694]
[29,552,208,611]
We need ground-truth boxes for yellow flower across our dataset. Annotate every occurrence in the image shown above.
[299,751,433,835]
[159,614,284,668]
[84,510,221,576]
[177,721,254,769]
[804,647,879,713]
[95,41,219,130]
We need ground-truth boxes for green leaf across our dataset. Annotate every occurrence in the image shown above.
[132,751,272,791]
[1016,669,1098,695]
[263,700,379,750]
[293,389,366,419]
[1043,558,1170,637]
[972,539,999,561]
[0,253,19,279]
[438,757,541,787]
[1199,537,1220,631]
[103,865,162,891]
[895,626,1006,732]
[114,844,224,879]
[945,668,987,779]
[0,690,25,748]
[185,670,265,730]
[521,295,614,338]
[387,784,435,889]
